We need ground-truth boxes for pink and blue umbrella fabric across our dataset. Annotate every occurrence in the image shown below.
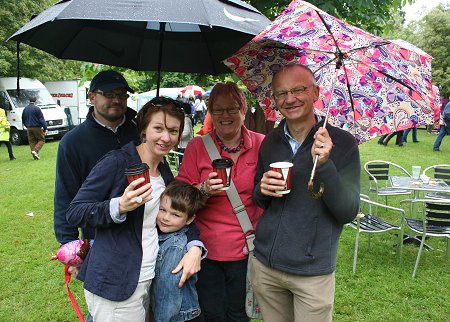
[224,0,434,144]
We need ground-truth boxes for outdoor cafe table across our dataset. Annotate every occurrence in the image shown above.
[390,175,450,248]
[390,176,450,197]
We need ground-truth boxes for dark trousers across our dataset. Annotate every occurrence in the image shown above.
[383,131,404,146]
[1,140,15,159]
[196,258,249,322]
[194,111,204,125]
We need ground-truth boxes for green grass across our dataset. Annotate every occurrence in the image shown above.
[0,128,449,321]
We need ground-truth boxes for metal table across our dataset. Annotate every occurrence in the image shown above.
[390,176,450,248]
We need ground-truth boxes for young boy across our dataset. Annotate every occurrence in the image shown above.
[151,180,206,322]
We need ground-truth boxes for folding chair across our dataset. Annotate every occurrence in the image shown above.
[400,199,450,278]
[364,160,412,204]
[348,194,404,273]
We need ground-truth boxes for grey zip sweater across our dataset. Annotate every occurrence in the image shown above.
[253,119,360,276]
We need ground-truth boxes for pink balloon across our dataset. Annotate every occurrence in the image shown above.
[50,240,91,267]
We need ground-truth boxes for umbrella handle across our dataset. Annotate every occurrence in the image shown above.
[308,155,325,199]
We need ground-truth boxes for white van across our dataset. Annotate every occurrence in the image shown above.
[44,80,89,125]
[0,77,69,145]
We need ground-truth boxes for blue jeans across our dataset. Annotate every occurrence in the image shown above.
[196,258,249,322]
[433,125,450,150]
[403,128,418,142]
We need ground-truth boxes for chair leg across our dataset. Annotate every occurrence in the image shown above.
[412,234,426,278]
[446,238,449,260]
[399,223,405,264]
[353,229,360,274]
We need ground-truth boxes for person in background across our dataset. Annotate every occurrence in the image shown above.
[177,102,194,164]
[66,97,204,321]
[433,100,450,151]
[402,127,419,143]
[381,130,404,146]
[21,96,47,160]
[196,111,213,136]
[177,82,265,321]
[0,107,15,160]
[151,180,207,322]
[252,63,360,321]
[244,105,275,135]
[193,94,206,126]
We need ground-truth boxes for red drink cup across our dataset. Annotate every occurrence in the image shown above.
[124,163,150,189]
[270,161,293,194]
[212,158,233,191]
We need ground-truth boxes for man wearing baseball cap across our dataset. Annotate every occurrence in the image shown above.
[54,70,139,260]
[53,70,139,321]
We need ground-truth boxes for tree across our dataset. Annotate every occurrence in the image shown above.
[0,0,81,80]
[247,0,412,35]
[384,4,450,97]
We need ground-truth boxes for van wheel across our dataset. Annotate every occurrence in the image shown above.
[10,128,26,145]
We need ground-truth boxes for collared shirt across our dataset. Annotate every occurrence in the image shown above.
[92,114,126,133]
[284,122,301,155]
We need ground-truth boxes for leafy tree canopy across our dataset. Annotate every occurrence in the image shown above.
[383,4,450,97]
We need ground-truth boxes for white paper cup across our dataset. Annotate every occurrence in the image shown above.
[412,166,421,179]
[270,162,294,194]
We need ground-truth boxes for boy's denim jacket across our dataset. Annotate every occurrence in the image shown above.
[151,227,201,322]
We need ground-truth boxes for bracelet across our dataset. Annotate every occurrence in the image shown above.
[199,181,211,197]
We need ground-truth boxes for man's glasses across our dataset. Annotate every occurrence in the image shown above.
[211,107,240,115]
[94,91,129,100]
[272,85,313,101]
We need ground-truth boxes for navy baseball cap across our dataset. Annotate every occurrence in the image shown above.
[89,70,134,93]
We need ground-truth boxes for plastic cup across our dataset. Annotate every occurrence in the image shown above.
[412,166,421,180]
[270,161,294,194]
[124,163,150,189]
[212,158,233,191]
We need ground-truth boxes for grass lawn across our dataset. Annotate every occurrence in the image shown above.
[0,128,449,321]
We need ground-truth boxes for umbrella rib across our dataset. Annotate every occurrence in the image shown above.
[315,10,344,57]
[344,41,390,56]
[346,56,415,92]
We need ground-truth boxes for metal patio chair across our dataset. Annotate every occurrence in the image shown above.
[400,199,450,278]
[422,164,450,200]
[364,160,412,205]
[348,194,404,273]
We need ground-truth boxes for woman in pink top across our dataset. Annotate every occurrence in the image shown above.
[177,82,264,321]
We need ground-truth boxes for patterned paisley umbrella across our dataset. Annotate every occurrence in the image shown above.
[224,0,434,144]
[224,0,434,198]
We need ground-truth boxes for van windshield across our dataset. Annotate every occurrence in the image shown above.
[7,89,55,108]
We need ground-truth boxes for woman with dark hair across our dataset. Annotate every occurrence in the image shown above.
[67,97,204,321]
[177,82,265,321]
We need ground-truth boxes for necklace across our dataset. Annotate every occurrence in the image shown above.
[217,135,244,153]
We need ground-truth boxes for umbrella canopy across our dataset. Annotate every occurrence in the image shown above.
[224,0,434,144]
[180,85,206,97]
[8,0,270,93]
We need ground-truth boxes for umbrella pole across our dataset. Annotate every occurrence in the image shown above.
[16,42,20,94]
[156,22,166,97]
[307,75,336,199]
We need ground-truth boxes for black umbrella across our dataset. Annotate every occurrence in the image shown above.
[7,0,270,94]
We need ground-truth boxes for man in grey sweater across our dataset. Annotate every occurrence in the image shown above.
[252,64,360,322]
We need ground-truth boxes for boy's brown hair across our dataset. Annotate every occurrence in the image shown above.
[161,180,206,219]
